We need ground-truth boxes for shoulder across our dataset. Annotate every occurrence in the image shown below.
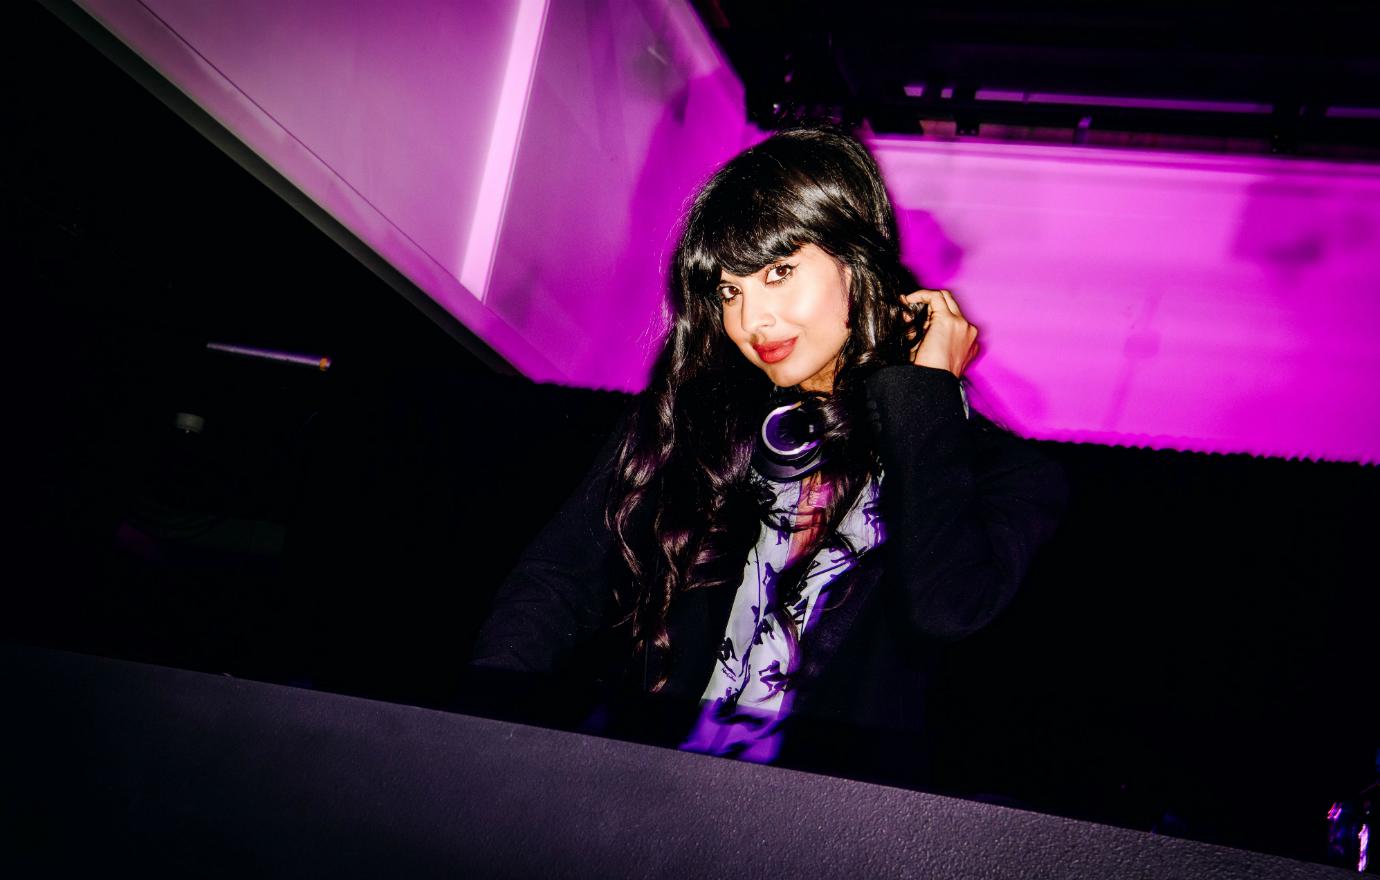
[967,413,1070,516]
[863,365,964,420]
[864,365,1068,509]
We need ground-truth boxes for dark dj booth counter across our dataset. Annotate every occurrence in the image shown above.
[0,644,1346,879]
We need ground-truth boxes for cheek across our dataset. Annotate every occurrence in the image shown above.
[818,281,851,330]
[796,284,842,330]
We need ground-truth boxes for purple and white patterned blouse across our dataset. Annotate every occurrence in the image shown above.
[679,473,886,763]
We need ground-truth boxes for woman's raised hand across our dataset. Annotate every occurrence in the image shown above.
[902,288,979,379]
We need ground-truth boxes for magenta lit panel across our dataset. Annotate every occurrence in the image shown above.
[71,1,1379,462]
[483,0,761,389]
[873,139,1380,463]
[74,0,754,385]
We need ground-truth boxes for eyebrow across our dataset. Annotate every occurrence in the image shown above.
[718,253,799,285]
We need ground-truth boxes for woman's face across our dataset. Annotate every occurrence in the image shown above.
[717,243,852,393]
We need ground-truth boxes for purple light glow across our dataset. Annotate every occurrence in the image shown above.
[76,0,561,380]
[873,139,1380,463]
[480,0,759,388]
[75,1,1380,462]
[1361,823,1370,873]
[461,0,550,300]
[973,89,1275,114]
[76,0,754,387]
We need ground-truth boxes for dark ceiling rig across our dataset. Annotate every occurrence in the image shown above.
[693,1,1380,159]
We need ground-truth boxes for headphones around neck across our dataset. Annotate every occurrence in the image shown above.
[751,390,827,481]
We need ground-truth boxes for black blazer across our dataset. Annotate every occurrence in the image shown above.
[468,365,1067,787]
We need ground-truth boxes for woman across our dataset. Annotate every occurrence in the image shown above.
[469,126,1066,786]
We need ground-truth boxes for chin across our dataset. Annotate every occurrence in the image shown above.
[762,363,820,390]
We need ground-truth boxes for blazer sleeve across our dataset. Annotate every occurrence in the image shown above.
[468,420,625,676]
[864,364,1067,642]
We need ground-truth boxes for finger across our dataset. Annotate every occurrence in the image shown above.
[901,289,956,317]
[898,291,927,323]
[939,289,965,319]
[900,288,941,304]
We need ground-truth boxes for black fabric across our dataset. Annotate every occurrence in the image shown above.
[4,643,1344,879]
[467,364,1068,786]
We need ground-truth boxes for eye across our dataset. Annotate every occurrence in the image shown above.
[717,284,740,304]
[766,262,795,283]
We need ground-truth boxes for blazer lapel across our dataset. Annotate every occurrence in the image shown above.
[660,581,736,700]
[791,553,884,713]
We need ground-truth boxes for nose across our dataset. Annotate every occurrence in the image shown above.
[737,286,776,337]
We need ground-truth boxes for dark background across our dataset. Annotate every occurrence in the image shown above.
[696,0,1380,157]
[4,2,1376,867]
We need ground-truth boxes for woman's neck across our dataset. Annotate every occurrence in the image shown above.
[786,472,832,568]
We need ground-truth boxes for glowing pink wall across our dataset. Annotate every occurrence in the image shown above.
[74,1,1379,462]
[482,0,758,387]
[74,0,754,385]
[873,139,1380,463]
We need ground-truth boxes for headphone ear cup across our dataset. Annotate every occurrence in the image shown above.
[751,391,826,481]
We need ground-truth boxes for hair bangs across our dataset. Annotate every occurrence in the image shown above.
[682,156,829,301]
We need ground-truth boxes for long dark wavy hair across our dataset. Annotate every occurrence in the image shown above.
[606,126,926,691]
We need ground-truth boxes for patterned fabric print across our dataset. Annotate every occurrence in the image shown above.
[679,474,885,764]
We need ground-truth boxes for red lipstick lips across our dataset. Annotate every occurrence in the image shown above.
[754,338,796,364]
